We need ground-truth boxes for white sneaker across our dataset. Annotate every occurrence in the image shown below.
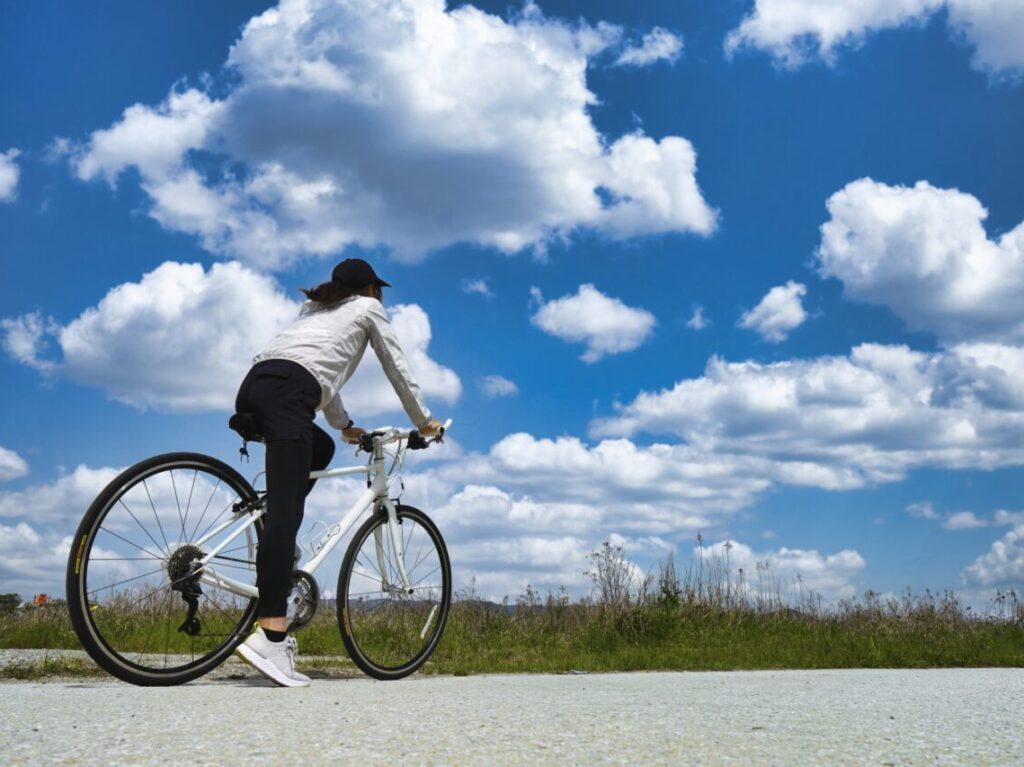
[235,628,311,687]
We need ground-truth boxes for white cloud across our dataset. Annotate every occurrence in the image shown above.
[0,448,28,482]
[725,0,1024,77]
[993,509,1024,526]
[700,539,866,601]
[0,465,120,525]
[961,523,1024,587]
[480,375,518,398]
[943,511,989,530]
[0,148,20,202]
[0,312,59,374]
[687,305,709,331]
[0,523,70,600]
[738,281,807,342]
[906,501,939,520]
[2,261,459,417]
[530,284,657,363]
[818,180,1024,344]
[461,278,493,298]
[432,433,775,528]
[616,28,683,67]
[908,501,1000,530]
[947,0,1024,76]
[71,0,716,269]
[591,342,1024,488]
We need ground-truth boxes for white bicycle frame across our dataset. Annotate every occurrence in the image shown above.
[186,420,450,602]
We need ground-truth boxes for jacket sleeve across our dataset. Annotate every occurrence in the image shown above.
[323,392,350,431]
[365,302,432,429]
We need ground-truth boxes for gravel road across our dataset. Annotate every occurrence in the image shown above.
[4,668,1021,765]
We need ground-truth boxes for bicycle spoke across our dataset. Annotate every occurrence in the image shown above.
[115,500,169,559]
[170,469,185,547]
[408,564,441,591]
[189,478,222,541]
[134,584,173,666]
[142,478,172,553]
[356,550,384,581]
[86,566,166,597]
[194,497,240,545]
[162,582,174,669]
[181,469,198,547]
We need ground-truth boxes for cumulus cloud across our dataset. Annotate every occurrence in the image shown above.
[0,312,60,373]
[962,523,1024,587]
[0,465,120,524]
[616,28,683,67]
[592,342,1024,488]
[818,179,1024,344]
[738,281,807,342]
[2,261,459,416]
[480,375,518,398]
[946,0,1024,76]
[0,448,28,482]
[71,0,716,269]
[0,148,20,202]
[700,539,866,601]
[432,433,775,529]
[0,434,771,602]
[725,0,1024,77]
[0,523,72,600]
[530,284,657,362]
[943,511,989,530]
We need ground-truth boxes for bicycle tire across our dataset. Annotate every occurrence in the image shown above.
[66,452,261,686]
[337,504,451,680]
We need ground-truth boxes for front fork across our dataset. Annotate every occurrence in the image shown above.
[374,499,412,593]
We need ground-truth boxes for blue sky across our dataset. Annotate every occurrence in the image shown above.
[2,0,1023,605]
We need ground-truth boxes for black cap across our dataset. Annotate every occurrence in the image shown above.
[331,258,391,290]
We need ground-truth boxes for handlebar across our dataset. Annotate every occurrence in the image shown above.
[357,419,452,453]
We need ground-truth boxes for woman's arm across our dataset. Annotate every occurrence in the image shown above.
[365,302,433,429]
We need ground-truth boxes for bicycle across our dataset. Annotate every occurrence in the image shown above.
[65,418,453,686]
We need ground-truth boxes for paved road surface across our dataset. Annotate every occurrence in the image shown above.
[4,669,1021,765]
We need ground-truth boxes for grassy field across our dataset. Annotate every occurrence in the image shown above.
[3,545,1022,678]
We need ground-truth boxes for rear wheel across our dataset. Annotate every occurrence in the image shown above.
[337,505,451,680]
[66,452,261,686]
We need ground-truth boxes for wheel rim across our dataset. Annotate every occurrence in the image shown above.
[343,513,448,672]
[78,460,258,675]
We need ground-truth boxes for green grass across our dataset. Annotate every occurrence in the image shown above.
[4,594,1022,680]
[5,546,1021,678]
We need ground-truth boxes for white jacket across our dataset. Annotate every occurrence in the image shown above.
[253,296,431,430]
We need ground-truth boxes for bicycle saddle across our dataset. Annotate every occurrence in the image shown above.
[228,412,265,443]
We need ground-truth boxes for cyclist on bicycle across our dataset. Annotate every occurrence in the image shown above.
[232,257,442,687]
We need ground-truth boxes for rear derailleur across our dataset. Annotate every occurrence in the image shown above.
[168,544,205,637]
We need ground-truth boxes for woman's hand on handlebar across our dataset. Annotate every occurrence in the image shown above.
[418,419,444,438]
[341,425,367,444]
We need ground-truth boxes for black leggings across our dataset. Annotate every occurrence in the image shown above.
[235,360,336,618]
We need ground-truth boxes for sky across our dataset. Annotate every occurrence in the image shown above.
[1,0,1023,607]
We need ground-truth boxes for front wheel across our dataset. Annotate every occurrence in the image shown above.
[337,504,451,680]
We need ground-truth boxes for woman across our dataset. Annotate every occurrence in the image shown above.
[233,257,442,687]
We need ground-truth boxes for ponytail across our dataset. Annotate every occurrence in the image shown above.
[301,280,354,305]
